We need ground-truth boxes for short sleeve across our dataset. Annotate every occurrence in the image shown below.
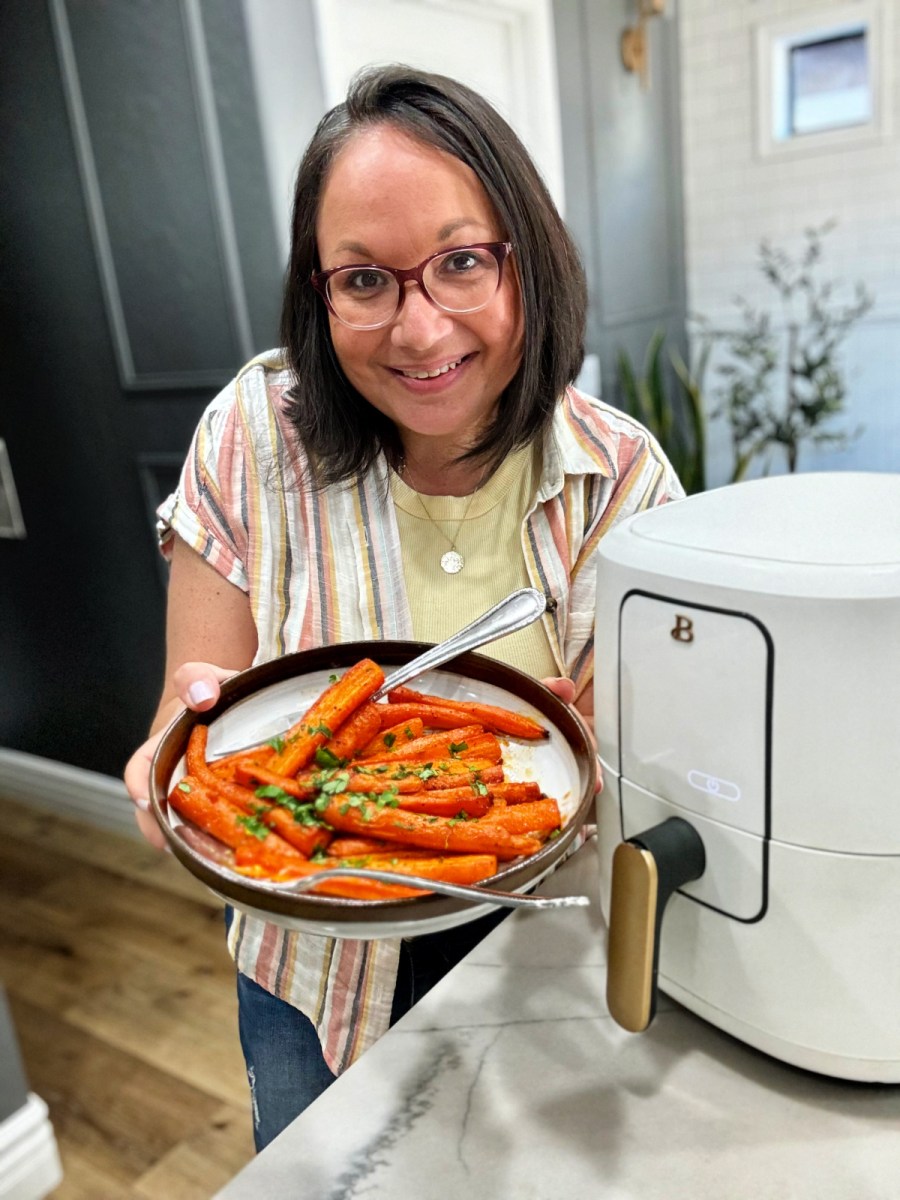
[156,380,250,592]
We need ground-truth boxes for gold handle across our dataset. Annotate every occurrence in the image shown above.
[606,818,705,1032]
[607,841,659,1031]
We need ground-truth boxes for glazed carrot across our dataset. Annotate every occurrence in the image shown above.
[326,837,432,858]
[319,798,543,860]
[168,777,306,870]
[354,724,485,763]
[386,685,548,739]
[318,702,382,765]
[268,658,385,776]
[259,804,332,857]
[352,853,498,885]
[233,764,316,800]
[185,727,265,812]
[231,856,425,900]
[359,718,425,757]
[396,790,491,818]
[487,781,543,804]
[210,746,276,781]
[375,703,475,731]
[300,760,504,797]
[482,798,562,835]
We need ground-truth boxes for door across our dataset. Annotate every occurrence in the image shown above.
[0,0,283,775]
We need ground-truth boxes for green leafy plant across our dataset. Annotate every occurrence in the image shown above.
[616,330,709,494]
[705,221,874,480]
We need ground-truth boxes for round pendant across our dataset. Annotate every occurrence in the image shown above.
[440,550,464,574]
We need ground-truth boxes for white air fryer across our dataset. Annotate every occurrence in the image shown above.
[594,471,900,1082]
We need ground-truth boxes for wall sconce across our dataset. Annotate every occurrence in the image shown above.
[621,0,667,89]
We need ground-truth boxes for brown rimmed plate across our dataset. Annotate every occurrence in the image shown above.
[150,641,595,938]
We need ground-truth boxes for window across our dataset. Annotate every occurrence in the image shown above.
[755,3,891,157]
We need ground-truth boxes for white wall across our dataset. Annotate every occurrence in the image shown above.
[678,0,900,484]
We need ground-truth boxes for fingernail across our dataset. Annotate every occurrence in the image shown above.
[134,796,150,812]
[188,681,216,706]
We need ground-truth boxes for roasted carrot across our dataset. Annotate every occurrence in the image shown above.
[260,804,332,857]
[298,760,504,797]
[319,798,543,860]
[185,727,265,812]
[231,856,426,900]
[268,658,385,776]
[326,838,432,858]
[375,703,476,731]
[395,790,491,818]
[318,702,382,765]
[354,724,485,763]
[233,763,316,800]
[350,853,498,885]
[482,798,562,836]
[209,746,276,781]
[487,781,544,804]
[386,685,548,739]
[359,718,425,757]
[168,777,306,871]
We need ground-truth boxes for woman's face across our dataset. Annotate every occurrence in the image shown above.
[315,126,524,454]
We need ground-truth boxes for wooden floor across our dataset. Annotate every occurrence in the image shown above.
[0,795,256,1199]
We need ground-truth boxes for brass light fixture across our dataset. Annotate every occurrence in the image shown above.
[621,0,667,89]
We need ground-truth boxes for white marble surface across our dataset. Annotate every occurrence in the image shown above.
[215,845,900,1200]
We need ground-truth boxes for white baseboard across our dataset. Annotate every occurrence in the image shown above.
[0,1095,63,1200]
[0,749,139,839]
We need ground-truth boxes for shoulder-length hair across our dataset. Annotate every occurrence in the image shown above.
[280,64,586,486]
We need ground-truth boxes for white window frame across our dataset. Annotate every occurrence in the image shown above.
[754,2,893,159]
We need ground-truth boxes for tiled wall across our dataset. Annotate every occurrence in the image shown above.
[678,0,900,483]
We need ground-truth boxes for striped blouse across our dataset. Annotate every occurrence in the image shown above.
[158,349,683,1073]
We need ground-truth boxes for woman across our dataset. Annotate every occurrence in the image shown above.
[125,64,682,1150]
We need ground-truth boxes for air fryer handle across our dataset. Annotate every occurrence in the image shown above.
[606,817,706,1033]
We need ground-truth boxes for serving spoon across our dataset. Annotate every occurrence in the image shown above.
[215,586,550,757]
[171,819,590,910]
[236,864,589,910]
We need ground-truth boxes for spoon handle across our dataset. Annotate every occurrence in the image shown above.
[372,587,547,700]
[212,588,548,758]
[276,866,590,910]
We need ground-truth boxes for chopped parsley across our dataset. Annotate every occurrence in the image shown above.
[305,722,333,739]
[177,781,192,793]
[448,741,468,756]
[310,846,329,864]
[266,735,286,754]
[383,732,396,749]
[255,785,292,802]
[235,813,269,841]
[315,747,344,769]
[328,673,339,683]
[472,780,489,796]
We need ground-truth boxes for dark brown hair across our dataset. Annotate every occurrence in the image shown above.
[280,64,586,485]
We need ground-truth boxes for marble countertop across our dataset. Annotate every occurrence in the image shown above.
[215,844,900,1200]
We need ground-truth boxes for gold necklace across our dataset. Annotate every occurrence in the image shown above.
[401,461,486,575]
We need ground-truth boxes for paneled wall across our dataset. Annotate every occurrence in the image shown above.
[679,0,900,484]
[0,0,282,775]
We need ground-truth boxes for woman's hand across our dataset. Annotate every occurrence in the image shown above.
[542,675,602,794]
[124,662,238,849]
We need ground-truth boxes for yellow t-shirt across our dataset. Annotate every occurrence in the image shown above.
[389,443,558,680]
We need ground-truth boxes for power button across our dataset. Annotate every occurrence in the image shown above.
[687,770,741,803]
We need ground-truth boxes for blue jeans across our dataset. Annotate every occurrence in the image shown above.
[230,907,508,1151]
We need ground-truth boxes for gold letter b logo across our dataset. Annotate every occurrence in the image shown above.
[671,614,694,643]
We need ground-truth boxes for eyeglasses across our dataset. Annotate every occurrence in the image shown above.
[311,242,513,331]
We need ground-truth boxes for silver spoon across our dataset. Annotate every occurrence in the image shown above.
[244,865,589,910]
[215,587,548,756]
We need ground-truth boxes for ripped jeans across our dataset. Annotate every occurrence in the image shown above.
[231,906,508,1152]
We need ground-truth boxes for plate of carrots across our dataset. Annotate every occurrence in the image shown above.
[150,640,596,938]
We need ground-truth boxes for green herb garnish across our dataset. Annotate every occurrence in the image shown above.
[235,813,269,841]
